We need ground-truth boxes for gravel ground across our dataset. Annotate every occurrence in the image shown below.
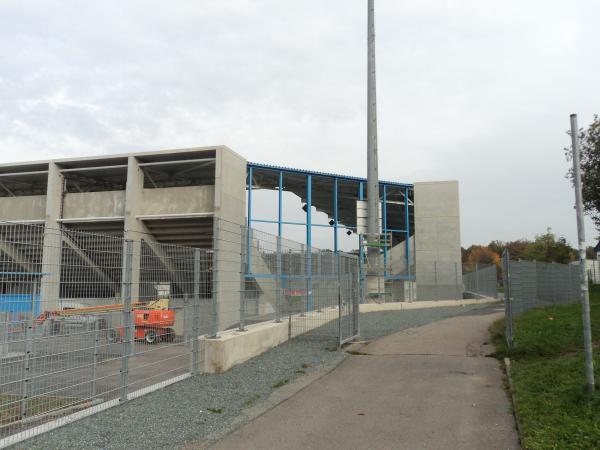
[16,303,491,450]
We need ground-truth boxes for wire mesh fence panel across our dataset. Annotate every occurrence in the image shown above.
[214,219,361,345]
[508,260,580,316]
[462,264,498,299]
[0,222,214,443]
[0,223,126,440]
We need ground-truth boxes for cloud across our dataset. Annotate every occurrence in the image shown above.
[0,0,598,245]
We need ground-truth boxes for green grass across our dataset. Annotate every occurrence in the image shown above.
[272,378,289,388]
[490,285,600,449]
[207,407,223,414]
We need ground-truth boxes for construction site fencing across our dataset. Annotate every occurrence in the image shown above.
[0,218,361,446]
[502,251,581,347]
[462,263,498,299]
[0,221,214,445]
[213,220,360,345]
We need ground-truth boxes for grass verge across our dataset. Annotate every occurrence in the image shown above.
[490,285,600,449]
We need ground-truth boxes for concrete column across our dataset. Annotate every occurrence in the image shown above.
[124,156,144,301]
[213,147,247,331]
[40,162,64,311]
[414,181,463,300]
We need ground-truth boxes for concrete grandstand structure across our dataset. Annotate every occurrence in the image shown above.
[0,145,462,330]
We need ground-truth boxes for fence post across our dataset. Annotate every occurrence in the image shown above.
[337,253,342,348]
[239,226,246,331]
[570,113,595,394]
[276,235,282,322]
[502,250,514,349]
[434,261,438,300]
[120,239,133,403]
[91,319,99,398]
[210,217,220,338]
[191,248,201,375]
[20,281,36,419]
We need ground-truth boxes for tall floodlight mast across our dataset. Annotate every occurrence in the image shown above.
[367,0,379,242]
[366,0,381,298]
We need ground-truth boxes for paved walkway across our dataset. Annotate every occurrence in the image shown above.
[209,305,519,450]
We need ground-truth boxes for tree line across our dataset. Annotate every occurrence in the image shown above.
[462,228,597,267]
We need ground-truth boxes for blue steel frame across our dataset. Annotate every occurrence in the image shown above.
[246,162,414,310]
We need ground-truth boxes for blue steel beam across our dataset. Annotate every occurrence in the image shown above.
[404,187,411,279]
[382,184,387,278]
[334,177,338,253]
[306,174,313,311]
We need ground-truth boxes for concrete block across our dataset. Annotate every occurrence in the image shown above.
[201,320,288,373]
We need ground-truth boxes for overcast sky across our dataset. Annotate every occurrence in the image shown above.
[1,0,598,248]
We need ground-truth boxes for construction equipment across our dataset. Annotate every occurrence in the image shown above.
[35,300,175,344]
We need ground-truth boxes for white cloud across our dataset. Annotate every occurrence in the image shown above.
[0,0,598,245]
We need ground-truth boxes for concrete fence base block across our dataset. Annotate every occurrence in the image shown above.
[359,298,500,313]
[201,321,289,373]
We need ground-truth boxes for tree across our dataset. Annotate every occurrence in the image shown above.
[504,239,530,260]
[521,229,576,264]
[567,115,600,238]
[464,245,501,267]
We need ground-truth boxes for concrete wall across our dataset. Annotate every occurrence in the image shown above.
[63,191,125,219]
[0,196,46,221]
[141,186,214,216]
[414,181,463,300]
[213,147,248,331]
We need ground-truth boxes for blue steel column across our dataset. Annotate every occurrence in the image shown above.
[382,184,387,278]
[246,167,253,273]
[404,187,410,278]
[278,170,283,237]
[306,175,313,311]
[333,178,339,253]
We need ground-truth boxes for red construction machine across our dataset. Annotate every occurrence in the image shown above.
[35,300,176,344]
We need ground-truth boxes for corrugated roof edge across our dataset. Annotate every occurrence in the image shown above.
[247,162,412,188]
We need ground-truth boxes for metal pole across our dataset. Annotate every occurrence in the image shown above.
[366,0,380,299]
[570,113,595,394]
[210,217,220,338]
[191,248,201,374]
[367,0,379,239]
[91,319,99,398]
[502,250,514,349]
[239,226,247,331]
[120,239,133,403]
[276,235,282,322]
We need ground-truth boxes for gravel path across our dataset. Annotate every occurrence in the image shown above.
[17,303,490,450]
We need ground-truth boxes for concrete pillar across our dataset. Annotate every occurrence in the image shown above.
[213,147,247,331]
[414,181,463,300]
[124,156,144,301]
[40,162,64,311]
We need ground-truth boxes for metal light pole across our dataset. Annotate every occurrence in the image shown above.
[366,0,381,298]
[570,113,595,394]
